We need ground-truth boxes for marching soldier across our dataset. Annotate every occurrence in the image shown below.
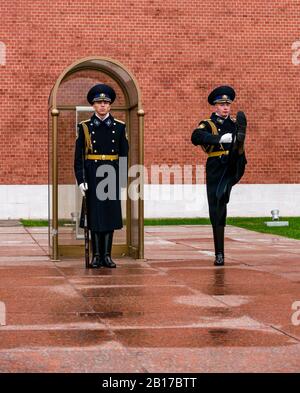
[191,86,247,266]
[74,84,129,268]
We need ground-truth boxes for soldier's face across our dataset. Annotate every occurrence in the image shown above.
[93,100,111,117]
[215,103,231,118]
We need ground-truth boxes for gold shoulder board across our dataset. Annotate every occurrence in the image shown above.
[115,118,126,125]
[197,119,212,129]
[79,118,91,124]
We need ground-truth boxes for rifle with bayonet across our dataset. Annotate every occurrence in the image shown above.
[82,193,90,268]
[82,150,90,269]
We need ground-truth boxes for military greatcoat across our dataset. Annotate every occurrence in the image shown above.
[74,113,129,232]
[191,112,246,226]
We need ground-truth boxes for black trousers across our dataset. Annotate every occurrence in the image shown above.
[206,151,247,226]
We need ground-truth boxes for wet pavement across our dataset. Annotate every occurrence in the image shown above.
[0,224,299,372]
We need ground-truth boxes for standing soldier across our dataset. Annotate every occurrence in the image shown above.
[74,84,129,268]
[191,86,247,266]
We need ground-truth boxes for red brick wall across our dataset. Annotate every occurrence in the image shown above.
[0,0,299,185]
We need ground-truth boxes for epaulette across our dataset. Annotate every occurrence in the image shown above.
[197,119,218,135]
[197,119,211,129]
[77,119,90,140]
[79,118,91,124]
[114,118,126,125]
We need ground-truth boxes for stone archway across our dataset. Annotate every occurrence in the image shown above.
[48,57,144,261]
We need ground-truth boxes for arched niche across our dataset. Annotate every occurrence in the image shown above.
[48,57,144,261]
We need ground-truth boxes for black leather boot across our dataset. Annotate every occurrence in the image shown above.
[214,253,224,266]
[213,226,225,266]
[101,231,116,268]
[235,111,247,154]
[90,231,102,268]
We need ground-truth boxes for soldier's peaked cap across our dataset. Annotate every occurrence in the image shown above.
[87,84,116,105]
[208,85,235,105]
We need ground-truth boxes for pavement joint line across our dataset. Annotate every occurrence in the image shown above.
[52,264,105,319]
[155,265,247,271]
[0,343,127,351]
[55,272,162,277]
[52,262,149,371]
[241,264,300,281]
[211,295,243,308]
[270,325,300,343]
[76,284,187,289]
[124,251,235,311]
[1,225,299,371]
[0,323,283,332]
[24,226,49,257]
[145,259,300,335]
[145,260,233,310]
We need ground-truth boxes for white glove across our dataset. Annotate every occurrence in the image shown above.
[79,182,88,196]
[219,133,233,144]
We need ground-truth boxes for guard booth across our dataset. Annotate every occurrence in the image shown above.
[48,57,144,261]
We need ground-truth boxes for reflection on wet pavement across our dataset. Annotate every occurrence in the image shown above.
[0,225,299,372]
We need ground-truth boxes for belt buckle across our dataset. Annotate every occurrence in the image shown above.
[102,154,105,160]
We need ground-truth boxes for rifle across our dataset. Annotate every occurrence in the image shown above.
[81,141,90,268]
[82,193,90,269]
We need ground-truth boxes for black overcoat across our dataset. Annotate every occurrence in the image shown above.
[74,113,129,232]
[191,112,246,226]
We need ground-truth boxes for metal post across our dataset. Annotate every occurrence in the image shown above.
[137,109,144,259]
[51,108,60,261]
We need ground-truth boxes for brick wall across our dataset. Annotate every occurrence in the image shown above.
[0,0,299,185]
